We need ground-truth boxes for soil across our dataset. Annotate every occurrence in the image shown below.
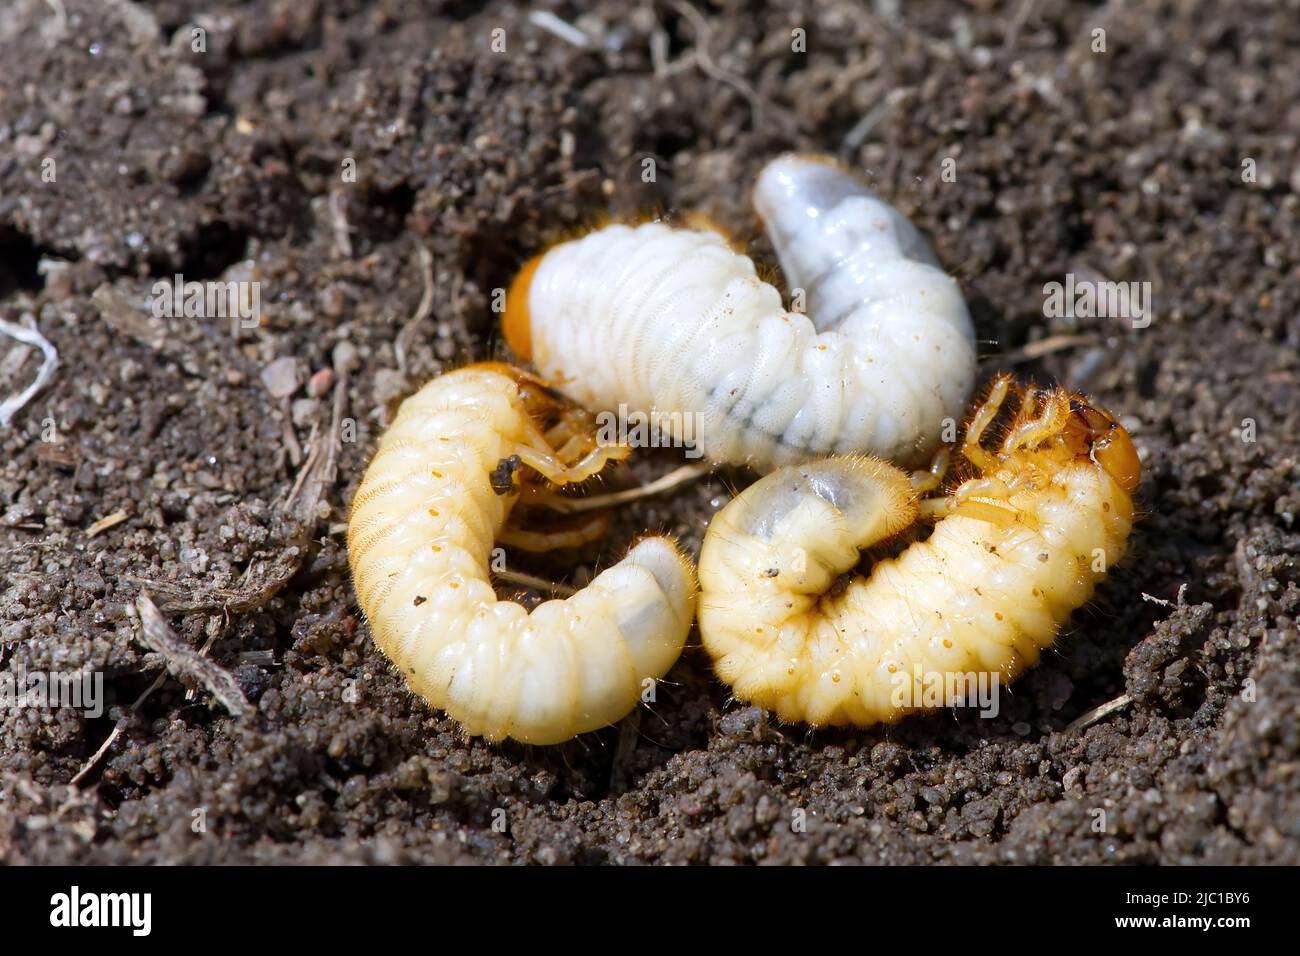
[1,0,1297,865]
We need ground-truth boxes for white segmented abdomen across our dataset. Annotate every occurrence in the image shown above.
[347,366,696,745]
[512,155,976,472]
[753,155,959,332]
[698,455,1136,728]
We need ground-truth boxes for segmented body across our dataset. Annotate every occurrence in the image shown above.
[697,380,1140,727]
[504,155,976,472]
[347,364,697,744]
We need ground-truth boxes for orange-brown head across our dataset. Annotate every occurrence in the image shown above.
[462,360,562,422]
[502,254,542,362]
[1061,397,1141,494]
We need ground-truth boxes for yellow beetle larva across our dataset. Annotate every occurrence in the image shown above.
[503,154,976,472]
[347,363,697,744]
[697,376,1141,728]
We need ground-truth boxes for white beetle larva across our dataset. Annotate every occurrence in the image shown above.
[347,363,697,744]
[697,376,1141,728]
[503,154,976,472]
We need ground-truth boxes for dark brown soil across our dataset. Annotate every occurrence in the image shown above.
[1,0,1297,865]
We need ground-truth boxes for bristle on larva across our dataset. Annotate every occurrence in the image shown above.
[504,153,977,472]
[697,378,1140,728]
[347,364,697,744]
